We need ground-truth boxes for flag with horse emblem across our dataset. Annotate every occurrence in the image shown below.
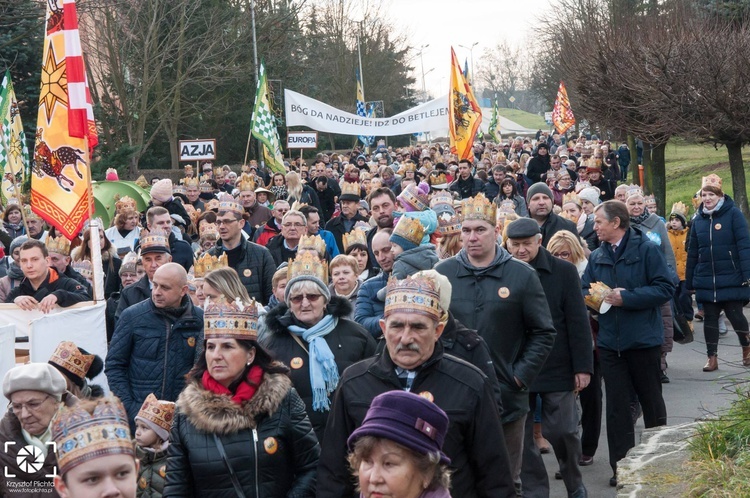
[32,0,98,239]
[552,81,576,135]
[448,47,482,161]
[0,70,30,204]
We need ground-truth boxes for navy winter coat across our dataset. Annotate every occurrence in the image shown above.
[686,195,750,304]
[353,272,387,338]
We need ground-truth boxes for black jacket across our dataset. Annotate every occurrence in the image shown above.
[527,248,593,392]
[209,237,276,305]
[6,268,90,305]
[266,234,297,267]
[260,297,376,442]
[449,175,485,199]
[312,182,337,222]
[325,213,368,253]
[115,274,151,321]
[540,211,579,247]
[165,370,319,498]
[168,232,194,272]
[580,215,599,250]
[316,343,515,498]
[526,155,550,184]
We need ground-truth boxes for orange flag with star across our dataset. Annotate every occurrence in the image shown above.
[552,81,576,135]
[448,47,482,161]
[32,0,97,239]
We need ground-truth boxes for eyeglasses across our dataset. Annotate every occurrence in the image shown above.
[215,219,238,226]
[552,251,572,259]
[9,395,52,415]
[282,222,305,228]
[289,293,323,304]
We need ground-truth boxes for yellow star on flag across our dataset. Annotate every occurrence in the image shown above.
[39,42,68,125]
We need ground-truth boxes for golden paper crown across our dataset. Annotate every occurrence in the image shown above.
[585,157,601,170]
[403,161,417,172]
[398,182,430,212]
[218,200,244,217]
[199,222,219,238]
[670,201,688,218]
[204,297,259,341]
[23,205,43,221]
[461,193,496,224]
[340,181,361,199]
[139,231,170,254]
[45,234,71,256]
[49,341,94,381]
[206,199,220,211]
[429,190,454,213]
[135,175,149,188]
[287,251,328,285]
[384,274,442,322]
[199,175,214,193]
[51,396,134,476]
[71,260,93,280]
[562,191,581,207]
[343,228,368,252]
[172,183,187,196]
[183,176,200,188]
[184,164,194,174]
[497,199,516,214]
[392,216,425,248]
[237,173,256,192]
[114,195,137,213]
[193,252,228,278]
[136,394,175,434]
[436,212,461,236]
[298,234,327,258]
[428,172,448,187]
[213,166,224,176]
[702,174,722,191]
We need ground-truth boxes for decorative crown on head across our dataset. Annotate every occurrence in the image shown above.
[436,212,461,237]
[429,190,454,213]
[204,296,259,341]
[135,175,149,188]
[562,191,581,207]
[403,161,417,172]
[702,174,722,191]
[237,173,256,193]
[644,194,656,206]
[71,260,93,280]
[392,216,426,247]
[193,252,228,278]
[199,175,214,193]
[183,176,200,188]
[218,200,244,217]
[625,184,644,198]
[670,201,688,218]
[172,183,187,196]
[120,252,138,273]
[398,182,430,212]
[136,394,175,434]
[49,341,94,381]
[199,222,219,238]
[460,193,496,224]
[51,396,134,476]
[343,228,368,252]
[45,234,71,256]
[287,251,328,285]
[340,181,361,199]
[428,172,448,188]
[384,274,442,322]
[23,205,42,222]
[298,234,328,258]
[114,195,137,213]
[139,230,170,253]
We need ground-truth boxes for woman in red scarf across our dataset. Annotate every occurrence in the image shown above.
[165,297,320,497]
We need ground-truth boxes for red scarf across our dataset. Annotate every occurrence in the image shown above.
[202,365,264,405]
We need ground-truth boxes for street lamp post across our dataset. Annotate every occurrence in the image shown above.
[418,44,429,103]
[458,41,478,81]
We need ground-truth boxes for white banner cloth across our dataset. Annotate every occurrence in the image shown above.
[0,324,15,417]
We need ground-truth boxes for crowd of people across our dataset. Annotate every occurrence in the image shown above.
[1,131,749,498]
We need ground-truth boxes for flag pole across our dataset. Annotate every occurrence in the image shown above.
[85,154,104,302]
[10,178,29,235]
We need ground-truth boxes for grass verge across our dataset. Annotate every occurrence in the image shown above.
[497,108,547,130]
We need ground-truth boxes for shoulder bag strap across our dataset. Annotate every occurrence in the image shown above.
[213,433,247,498]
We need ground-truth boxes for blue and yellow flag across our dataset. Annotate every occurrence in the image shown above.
[356,69,373,148]
[449,48,482,160]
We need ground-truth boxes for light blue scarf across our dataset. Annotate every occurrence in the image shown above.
[288,314,339,411]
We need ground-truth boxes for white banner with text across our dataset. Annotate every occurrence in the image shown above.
[285,89,449,136]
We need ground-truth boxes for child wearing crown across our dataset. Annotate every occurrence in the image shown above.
[134,394,174,498]
[668,202,694,334]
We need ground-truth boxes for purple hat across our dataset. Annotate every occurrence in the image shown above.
[347,390,450,464]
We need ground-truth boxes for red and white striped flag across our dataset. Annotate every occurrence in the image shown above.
[63,0,97,150]
[552,81,575,135]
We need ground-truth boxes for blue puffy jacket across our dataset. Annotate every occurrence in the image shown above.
[105,297,204,428]
[686,195,750,304]
[582,228,675,352]
[354,272,387,338]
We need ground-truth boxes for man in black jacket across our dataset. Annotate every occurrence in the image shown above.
[325,183,367,253]
[7,239,90,309]
[506,218,592,498]
[449,159,485,199]
[527,182,578,247]
[146,207,194,271]
[318,272,515,498]
[527,142,551,184]
[115,231,172,320]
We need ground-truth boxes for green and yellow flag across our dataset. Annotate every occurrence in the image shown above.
[250,61,286,174]
[487,94,501,142]
[0,70,30,203]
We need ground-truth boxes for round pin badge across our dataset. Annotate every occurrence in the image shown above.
[290,357,304,369]
[243,269,252,277]
[715,223,722,230]
[418,391,434,403]
[187,337,196,347]
[498,287,510,299]
[264,437,278,455]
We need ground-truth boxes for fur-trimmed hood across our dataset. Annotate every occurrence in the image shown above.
[176,369,292,435]
[71,244,117,262]
[264,295,353,336]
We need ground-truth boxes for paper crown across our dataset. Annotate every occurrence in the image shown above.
[384,274,442,322]
[114,195,137,213]
[51,396,134,476]
[218,200,244,217]
[204,297,260,341]
[497,199,516,214]
[340,181,361,200]
[206,199,220,211]
[193,252,228,278]
[392,216,425,248]
[237,173,256,192]
[626,184,644,198]
[136,394,175,434]
[23,205,43,221]
[120,252,138,273]
[213,166,224,176]
[184,164,194,174]
[287,251,328,285]
[183,176,200,188]
[71,260,93,280]
[428,172,449,188]
[585,158,601,171]
[562,191,581,207]
[49,341,95,381]
[429,190,454,214]
[199,175,214,193]
[199,222,219,238]
[403,161,417,172]
[298,234,327,258]
[135,175,149,188]
[670,201,688,218]
[436,212,461,237]
[172,183,187,196]
[343,228,368,252]
[461,193,496,224]
[45,234,71,256]
[139,231,170,254]
[702,174,722,191]
[398,182,430,212]
[644,194,656,205]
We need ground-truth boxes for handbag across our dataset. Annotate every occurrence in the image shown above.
[214,434,247,498]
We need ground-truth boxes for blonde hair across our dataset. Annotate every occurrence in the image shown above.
[330,254,359,275]
[204,267,253,305]
[285,171,303,201]
[547,231,587,265]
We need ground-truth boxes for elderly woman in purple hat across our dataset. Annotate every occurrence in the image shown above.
[347,390,452,498]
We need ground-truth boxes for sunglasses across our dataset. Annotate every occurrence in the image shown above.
[552,251,572,259]
[290,293,322,304]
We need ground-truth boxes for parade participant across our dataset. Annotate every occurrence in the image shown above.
[147,179,190,231]
[1,363,71,497]
[577,186,601,216]
[254,199,289,246]
[526,182,578,246]
[105,204,141,255]
[355,229,394,337]
[45,234,92,291]
[435,193,556,493]
[495,177,528,216]
[7,239,90,309]
[366,187,397,268]
[582,200,673,487]
[72,226,123,298]
[561,192,598,251]
[297,204,339,259]
[266,210,307,266]
[551,169,575,207]
[0,235,27,302]
[164,297,319,497]
[135,394,174,498]
[449,159,485,199]
[3,203,25,243]
[505,218,592,498]
[145,207,194,272]
[286,170,322,212]
[485,164,507,200]
[526,142,551,184]
[318,272,516,498]
[115,231,171,320]
[585,161,615,201]
[686,174,750,371]
[201,266,254,306]
[328,254,361,317]
[237,173,272,229]
[183,176,205,211]
[261,252,375,441]
[51,396,138,498]
[48,341,104,399]
[209,199,276,304]
[347,391,452,498]
[107,263,204,427]
[389,216,438,280]
[344,228,375,280]
[668,202,694,327]
[270,172,288,201]
[326,181,369,253]
[24,206,48,242]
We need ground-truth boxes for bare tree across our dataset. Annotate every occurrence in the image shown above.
[475,41,528,107]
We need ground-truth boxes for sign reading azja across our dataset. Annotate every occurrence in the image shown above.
[179,139,216,161]
[285,90,449,136]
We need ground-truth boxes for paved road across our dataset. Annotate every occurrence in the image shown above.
[543,315,748,497]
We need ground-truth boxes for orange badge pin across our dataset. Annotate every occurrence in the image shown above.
[243,269,252,277]
[264,437,278,455]
[139,477,147,489]
[418,391,434,403]
[498,287,510,299]
[159,466,167,478]
[290,357,304,369]
[187,337,196,347]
